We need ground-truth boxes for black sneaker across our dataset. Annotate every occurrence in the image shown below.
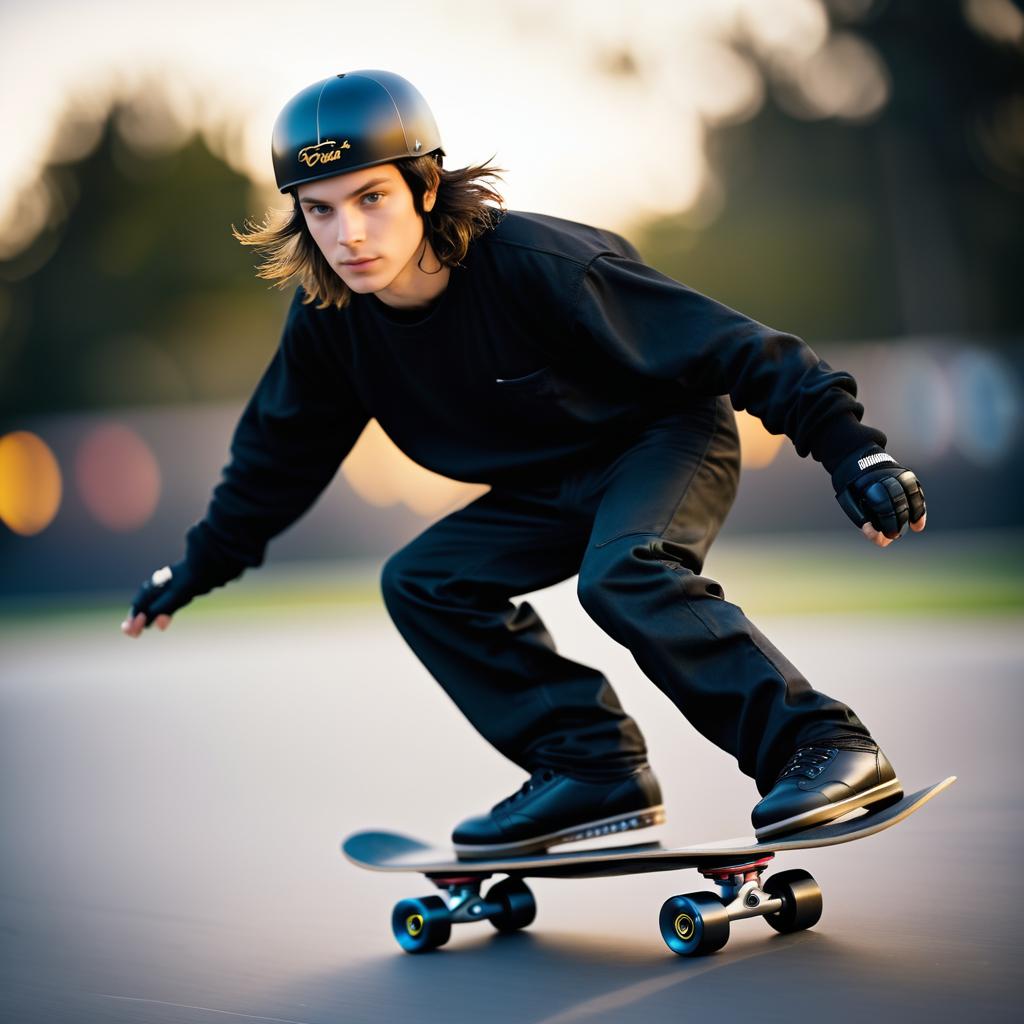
[751,740,903,840]
[452,766,664,858]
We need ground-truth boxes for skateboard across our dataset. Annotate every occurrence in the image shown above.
[342,776,954,957]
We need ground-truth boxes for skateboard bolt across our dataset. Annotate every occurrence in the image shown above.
[745,893,759,907]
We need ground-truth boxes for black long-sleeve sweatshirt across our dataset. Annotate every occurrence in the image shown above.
[185,209,885,585]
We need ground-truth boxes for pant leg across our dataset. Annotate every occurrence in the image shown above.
[574,397,871,794]
[380,485,649,780]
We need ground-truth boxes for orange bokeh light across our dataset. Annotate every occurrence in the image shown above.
[74,423,161,531]
[734,409,786,469]
[0,430,63,536]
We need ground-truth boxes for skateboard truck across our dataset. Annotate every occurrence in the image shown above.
[660,855,824,956]
[390,873,538,952]
[699,856,784,919]
[428,876,501,924]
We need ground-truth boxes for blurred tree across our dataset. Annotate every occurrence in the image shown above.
[631,0,1024,341]
[0,91,290,418]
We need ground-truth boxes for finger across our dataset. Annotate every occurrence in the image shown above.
[865,477,908,536]
[862,523,892,548]
[898,471,926,523]
[862,518,893,544]
[838,488,868,528]
[156,615,172,631]
[130,585,156,622]
[910,512,927,532]
[148,591,181,618]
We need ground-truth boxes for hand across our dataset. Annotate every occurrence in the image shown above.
[861,515,927,548]
[831,445,927,547]
[121,561,203,638]
[121,611,173,637]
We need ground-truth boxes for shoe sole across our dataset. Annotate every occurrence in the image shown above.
[753,779,904,840]
[454,805,666,859]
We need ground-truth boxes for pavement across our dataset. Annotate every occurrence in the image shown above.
[1,578,1021,1023]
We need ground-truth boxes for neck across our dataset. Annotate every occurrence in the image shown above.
[374,239,451,310]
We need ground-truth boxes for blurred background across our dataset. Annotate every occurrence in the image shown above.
[1,0,1022,611]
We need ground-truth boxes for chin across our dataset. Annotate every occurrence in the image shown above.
[342,274,385,294]
[341,277,375,293]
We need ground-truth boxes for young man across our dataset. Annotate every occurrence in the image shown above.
[123,70,927,856]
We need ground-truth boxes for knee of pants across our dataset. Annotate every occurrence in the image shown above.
[576,535,655,627]
[380,542,474,622]
[577,534,725,630]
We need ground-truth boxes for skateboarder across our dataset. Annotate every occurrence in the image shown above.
[122,70,927,854]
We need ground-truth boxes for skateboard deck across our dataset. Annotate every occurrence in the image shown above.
[342,777,955,956]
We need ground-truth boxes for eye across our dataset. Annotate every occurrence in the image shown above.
[309,204,331,215]
[361,192,383,205]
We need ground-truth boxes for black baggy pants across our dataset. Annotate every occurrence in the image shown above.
[381,397,871,795]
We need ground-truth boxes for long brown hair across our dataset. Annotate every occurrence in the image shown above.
[231,155,506,310]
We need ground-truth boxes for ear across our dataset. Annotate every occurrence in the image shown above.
[423,186,438,214]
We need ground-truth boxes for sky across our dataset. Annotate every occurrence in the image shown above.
[0,0,860,241]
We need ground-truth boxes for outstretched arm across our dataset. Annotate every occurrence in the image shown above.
[571,254,926,545]
[123,291,370,636]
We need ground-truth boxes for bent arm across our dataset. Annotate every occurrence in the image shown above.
[186,291,370,586]
[571,254,885,473]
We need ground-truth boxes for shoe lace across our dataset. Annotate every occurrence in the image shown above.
[776,746,837,782]
[493,769,556,810]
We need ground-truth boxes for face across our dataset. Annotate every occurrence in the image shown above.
[296,163,439,305]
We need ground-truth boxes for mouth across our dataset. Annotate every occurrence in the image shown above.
[341,257,379,269]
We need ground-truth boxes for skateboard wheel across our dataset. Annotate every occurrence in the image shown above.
[486,877,537,933]
[391,896,452,953]
[659,892,730,957]
[762,869,823,934]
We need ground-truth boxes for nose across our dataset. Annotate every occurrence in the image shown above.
[336,208,366,248]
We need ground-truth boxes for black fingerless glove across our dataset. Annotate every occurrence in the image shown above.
[830,445,927,537]
[129,558,218,626]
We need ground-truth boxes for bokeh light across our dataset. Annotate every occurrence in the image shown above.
[734,409,786,469]
[342,421,487,517]
[74,423,161,531]
[778,31,890,122]
[963,0,1024,45]
[950,348,1021,466]
[876,347,956,464]
[0,430,63,536]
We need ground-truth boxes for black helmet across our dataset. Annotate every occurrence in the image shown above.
[271,69,443,194]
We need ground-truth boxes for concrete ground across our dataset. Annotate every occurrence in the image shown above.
[1,579,1021,1023]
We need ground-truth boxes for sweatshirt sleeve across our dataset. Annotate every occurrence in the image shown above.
[184,291,370,585]
[571,254,885,473]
